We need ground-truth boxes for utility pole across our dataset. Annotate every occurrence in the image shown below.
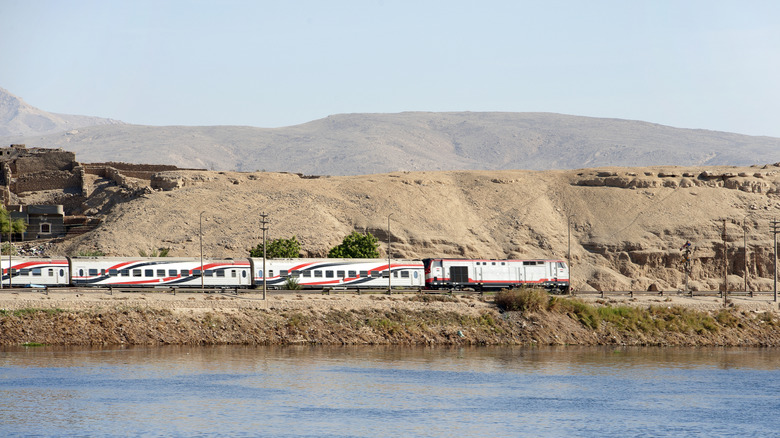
[568,214,575,295]
[771,218,779,303]
[388,213,393,294]
[260,212,269,300]
[722,219,728,306]
[199,211,205,291]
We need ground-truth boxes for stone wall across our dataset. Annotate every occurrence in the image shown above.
[11,171,81,194]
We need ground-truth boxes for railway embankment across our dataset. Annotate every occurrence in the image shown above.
[1,290,780,347]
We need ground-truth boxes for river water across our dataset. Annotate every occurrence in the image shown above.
[1,345,779,437]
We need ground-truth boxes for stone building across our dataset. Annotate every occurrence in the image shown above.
[8,204,66,240]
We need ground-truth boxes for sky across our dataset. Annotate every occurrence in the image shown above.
[1,0,779,137]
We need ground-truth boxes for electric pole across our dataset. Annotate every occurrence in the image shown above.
[260,212,269,300]
[722,219,728,306]
[771,218,779,303]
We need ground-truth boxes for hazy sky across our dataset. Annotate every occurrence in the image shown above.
[2,0,779,136]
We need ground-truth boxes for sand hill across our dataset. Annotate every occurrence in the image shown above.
[52,164,780,293]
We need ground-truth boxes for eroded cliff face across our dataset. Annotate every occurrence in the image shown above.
[53,164,780,292]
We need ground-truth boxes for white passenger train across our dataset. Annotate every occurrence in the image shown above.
[0,256,425,289]
[0,256,568,291]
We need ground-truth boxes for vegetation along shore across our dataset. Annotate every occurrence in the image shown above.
[2,289,780,347]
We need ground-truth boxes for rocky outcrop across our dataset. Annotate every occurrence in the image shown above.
[575,166,780,195]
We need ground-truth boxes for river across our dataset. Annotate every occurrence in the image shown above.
[1,346,779,437]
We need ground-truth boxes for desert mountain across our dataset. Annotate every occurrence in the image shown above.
[3,107,780,175]
[0,87,123,137]
[55,164,780,293]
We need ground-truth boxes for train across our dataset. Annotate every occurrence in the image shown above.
[0,256,570,291]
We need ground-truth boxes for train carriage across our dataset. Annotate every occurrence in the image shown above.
[1,257,70,287]
[70,257,251,287]
[423,258,569,291]
[250,258,425,289]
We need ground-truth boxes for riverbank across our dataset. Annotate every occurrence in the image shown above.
[1,291,780,346]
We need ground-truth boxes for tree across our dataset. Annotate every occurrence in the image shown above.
[249,236,301,258]
[328,231,379,258]
[0,206,26,238]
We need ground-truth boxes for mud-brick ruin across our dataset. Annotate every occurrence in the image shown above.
[0,144,186,241]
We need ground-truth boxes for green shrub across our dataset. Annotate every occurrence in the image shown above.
[285,277,302,290]
[494,287,548,313]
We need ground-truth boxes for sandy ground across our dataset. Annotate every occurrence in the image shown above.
[1,289,778,315]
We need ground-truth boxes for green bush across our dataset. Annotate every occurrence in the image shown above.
[328,231,379,258]
[285,277,302,290]
[250,236,302,258]
[494,287,548,313]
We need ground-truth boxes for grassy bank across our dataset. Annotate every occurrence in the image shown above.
[2,290,780,347]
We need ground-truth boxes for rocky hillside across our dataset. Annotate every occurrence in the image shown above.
[53,164,780,293]
[5,112,780,175]
[0,87,123,137]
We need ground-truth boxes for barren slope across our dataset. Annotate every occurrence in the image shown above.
[6,112,780,175]
[54,165,780,292]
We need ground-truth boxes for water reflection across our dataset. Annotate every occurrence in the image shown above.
[1,346,779,437]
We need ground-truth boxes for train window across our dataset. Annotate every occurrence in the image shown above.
[558,262,565,268]
[133,270,142,277]
[204,270,214,277]
[168,269,177,277]
[32,268,42,276]
[314,270,322,278]
[109,269,118,276]
[257,270,262,278]
[231,270,237,278]
[48,269,54,277]
[492,262,496,265]
[145,269,153,277]
[360,271,368,278]
[501,262,505,265]
[401,271,409,278]
[336,270,345,278]
[242,271,247,278]
[181,270,189,276]
[77,269,83,277]
[268,270,274,277]
[325,271,334,278]
[193,269,202,276]
[89,269,98,276]
[302,271,311,278]
[348,270,356,278]
[280,270,288,277]
[382,271,390,278]
[290,270,300,277]
[157,269,166,277]
[413,271,418,279]
[60,269,65,277]
[216,270,225,277]
[120,269,130,276]
[101,269,106,275]
[393,271,398,278]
